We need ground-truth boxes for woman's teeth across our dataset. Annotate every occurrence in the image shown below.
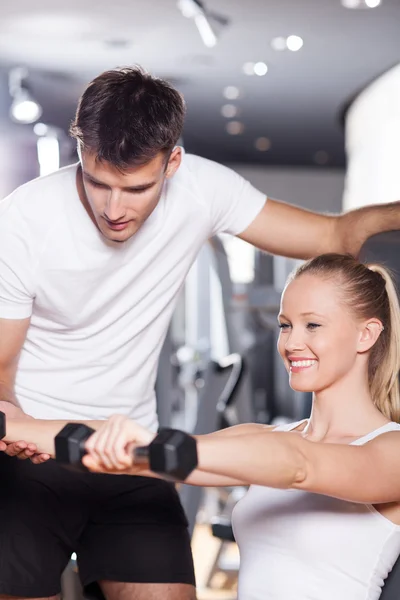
[291,360,317,368]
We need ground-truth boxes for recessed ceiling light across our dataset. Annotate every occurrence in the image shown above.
[226,121,244,135]
[286,35,304,52]
[341,0,381,7]
[253,62,268,76]
[255,137,271,151]
[223,86,240,100]
[341,0,360,7]
[33,122,49,136]
[221,104,238,118]
[271,36,287,51]
[243,62,255,76]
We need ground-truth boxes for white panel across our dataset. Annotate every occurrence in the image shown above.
[343,64,400,210]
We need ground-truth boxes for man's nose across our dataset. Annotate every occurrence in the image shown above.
[105,191,126,222]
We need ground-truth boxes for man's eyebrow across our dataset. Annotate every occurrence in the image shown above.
[123,182,157,192]
[82,171,157,192]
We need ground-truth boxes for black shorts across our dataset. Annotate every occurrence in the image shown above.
[0,452,195,599]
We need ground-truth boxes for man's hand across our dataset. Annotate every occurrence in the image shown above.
[0,439,51,463]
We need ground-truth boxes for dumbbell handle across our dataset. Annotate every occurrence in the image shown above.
[134,445,151,463]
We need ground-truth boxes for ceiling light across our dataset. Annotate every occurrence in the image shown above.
[193,13,217,47]
[341,0,381,7]
[341,0,360,6]
[223,86,240,100]
[255,137,271,151]
[226,121,244,135]
[271,36,287,51]
[243,62,255,76]
[253,62,268,76]
[177,0,229,48]
[8,66,43,125]
[221,104,238,118]
[286,35,303,52]
[33,122,49,136]
[10,92,42,124]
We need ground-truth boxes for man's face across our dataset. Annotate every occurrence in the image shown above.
[78,148,181,242]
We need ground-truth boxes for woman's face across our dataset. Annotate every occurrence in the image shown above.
[277,274,362,393]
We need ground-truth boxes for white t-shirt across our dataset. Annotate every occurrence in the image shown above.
[0,152,265,429]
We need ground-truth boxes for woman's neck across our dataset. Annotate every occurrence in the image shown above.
[304,370,389,442]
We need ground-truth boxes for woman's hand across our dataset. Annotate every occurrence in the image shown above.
[82,414,155,473]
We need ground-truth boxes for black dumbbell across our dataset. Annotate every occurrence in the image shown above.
[54,423,198,481]
[0,412,5,439]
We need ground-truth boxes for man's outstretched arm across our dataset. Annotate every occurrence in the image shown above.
[238,197,400,259]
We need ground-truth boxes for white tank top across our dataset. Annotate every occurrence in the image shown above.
[232,420,400,600]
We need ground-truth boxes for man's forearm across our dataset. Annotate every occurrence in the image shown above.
[336,201,400,256]
[1,417,104,456]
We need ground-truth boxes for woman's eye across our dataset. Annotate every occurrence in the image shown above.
[278,323,290,330]
[307,323,320,330]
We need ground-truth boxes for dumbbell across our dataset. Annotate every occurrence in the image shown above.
[54,423,198,481]
[0,412,5,439]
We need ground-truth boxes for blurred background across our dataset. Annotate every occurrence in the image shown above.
[1,0,399,207]
[1,1,400,598]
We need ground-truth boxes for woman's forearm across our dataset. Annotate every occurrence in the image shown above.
[122,466,246,487]
[197,431,307,489]
[129,430,305,488]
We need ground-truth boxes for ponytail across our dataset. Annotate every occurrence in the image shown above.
[367,265,400,422]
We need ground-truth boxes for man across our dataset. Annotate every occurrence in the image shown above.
[0,65,398,600]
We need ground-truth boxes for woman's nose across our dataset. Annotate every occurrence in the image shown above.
[284,329,306,352]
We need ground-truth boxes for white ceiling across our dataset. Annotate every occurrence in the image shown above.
[0,0,399,167]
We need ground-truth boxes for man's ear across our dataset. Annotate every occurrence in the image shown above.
[357,319,384,354]
[165,147,182,179]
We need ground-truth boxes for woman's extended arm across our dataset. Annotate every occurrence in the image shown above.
[82,416,400,503]
[81,417,275,486]
[195,430,400,503]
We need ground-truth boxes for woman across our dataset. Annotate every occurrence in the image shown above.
[83,253,400,599]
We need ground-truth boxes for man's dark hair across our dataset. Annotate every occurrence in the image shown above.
[70,66,186,168]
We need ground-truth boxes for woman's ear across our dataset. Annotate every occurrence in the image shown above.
[357,319,384,354]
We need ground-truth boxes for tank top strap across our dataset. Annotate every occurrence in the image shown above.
[351,421,400,446]
[273,419,308,432]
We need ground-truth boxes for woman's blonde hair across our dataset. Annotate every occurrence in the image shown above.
[289,253,400,422]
